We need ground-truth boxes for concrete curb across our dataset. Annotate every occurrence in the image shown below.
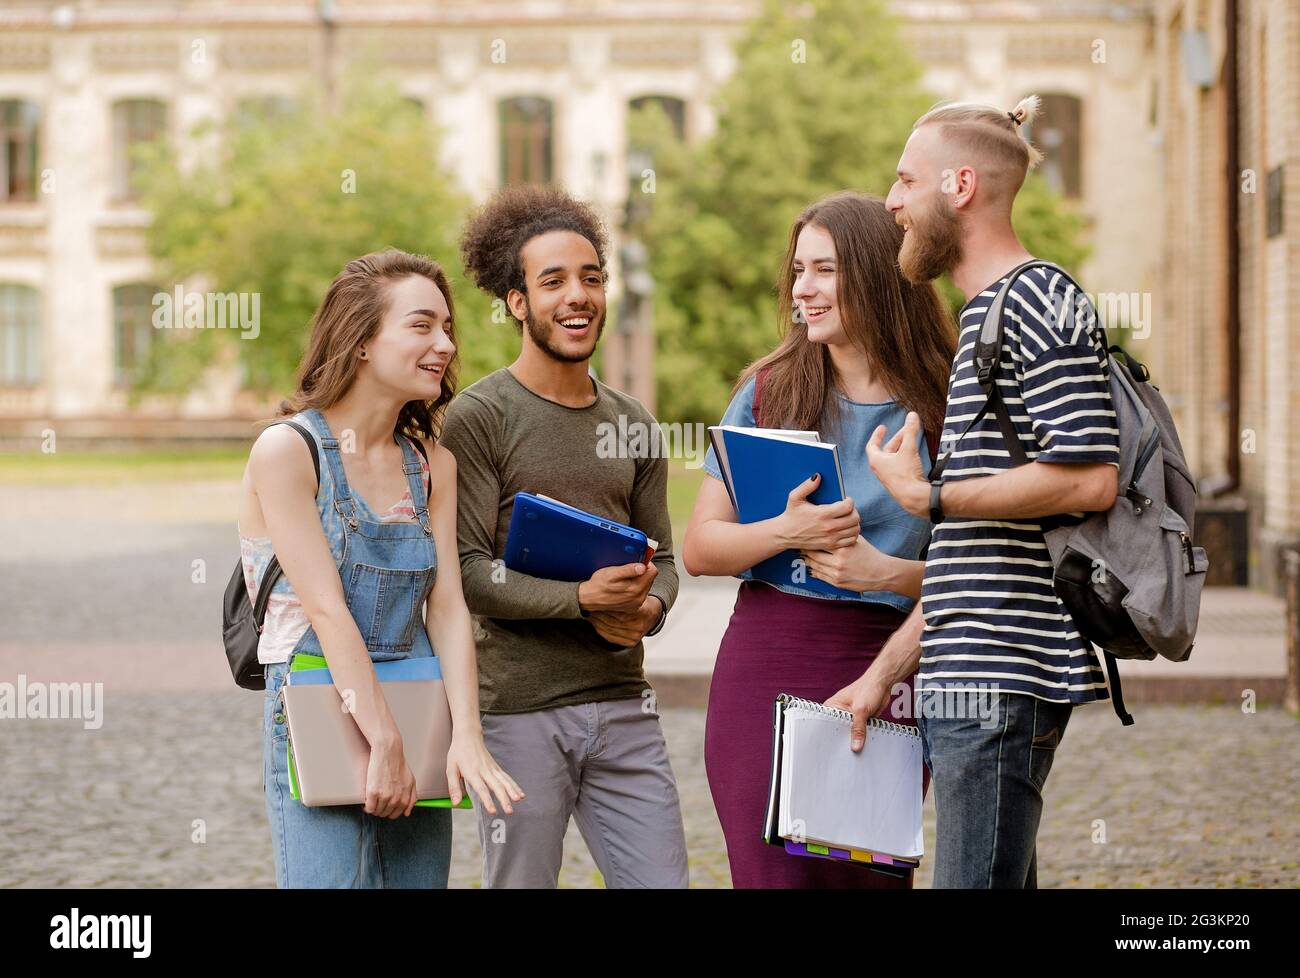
[645,672,1292,710]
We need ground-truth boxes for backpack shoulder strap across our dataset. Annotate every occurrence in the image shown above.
[251,418,320,628]
[752,366,768,428]
[252,556,280,630]
[277,418,320,489]
[930,260,1063,481]
[973,259,1064,386]
[975,262,1059,470]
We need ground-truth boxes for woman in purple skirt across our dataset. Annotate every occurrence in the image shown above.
[682,192,955,888]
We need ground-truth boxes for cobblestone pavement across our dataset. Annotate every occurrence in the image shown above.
[0,692,1295,888]
[1,484,1297,888]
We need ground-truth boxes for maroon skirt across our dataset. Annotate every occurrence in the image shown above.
[704,580,923,889]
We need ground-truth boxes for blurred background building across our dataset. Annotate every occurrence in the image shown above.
[0,0,1295,590]
[1152,0,1299,592]
[0,0,1155,422]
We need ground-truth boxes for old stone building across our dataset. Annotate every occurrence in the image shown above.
[0,0,1159,430]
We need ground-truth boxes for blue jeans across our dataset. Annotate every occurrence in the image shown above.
[262,661,452,888]
[918,688,1071,888]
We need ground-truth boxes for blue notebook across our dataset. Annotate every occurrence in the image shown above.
[708,425,858,599]
[504,491,656,583]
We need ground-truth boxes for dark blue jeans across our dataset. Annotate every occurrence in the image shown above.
[918,688,1072,888]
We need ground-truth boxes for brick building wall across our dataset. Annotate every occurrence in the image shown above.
[1157,0,1300,592]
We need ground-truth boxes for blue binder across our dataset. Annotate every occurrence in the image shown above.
[503,492,655,582]
[709,425,859,599]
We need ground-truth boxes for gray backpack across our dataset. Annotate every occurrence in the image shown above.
[932,260,1208,725]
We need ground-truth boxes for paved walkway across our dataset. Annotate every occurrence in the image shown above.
[1,480,1296,887]
[645,576,1289,682]
[1,692,1295,888]
[2,480,1286,690]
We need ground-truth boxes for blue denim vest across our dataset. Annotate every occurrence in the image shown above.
[285,407,438,665]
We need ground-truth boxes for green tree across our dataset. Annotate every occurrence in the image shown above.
[634,0,1089,424]
[136,76,516,400]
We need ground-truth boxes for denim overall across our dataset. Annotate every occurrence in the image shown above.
[261,408,451,888]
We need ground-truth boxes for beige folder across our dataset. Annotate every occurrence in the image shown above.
[282,678,454,807]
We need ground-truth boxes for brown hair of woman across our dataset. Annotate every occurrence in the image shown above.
[737,191,956,437]
[276,249,460,441]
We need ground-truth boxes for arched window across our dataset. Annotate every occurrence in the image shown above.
[113,283,161,386]
[625,96,686,225]
[1023,93,1082,199]
[111,99,167,201]
[1,100,40,202]
[0,283,41,385]
[498,97,554,185]
[628,95,686,140]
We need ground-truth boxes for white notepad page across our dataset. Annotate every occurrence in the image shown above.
[778,704,924,859]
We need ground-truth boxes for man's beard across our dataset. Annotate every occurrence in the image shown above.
[522,300,603,364]
[898,197,963,283]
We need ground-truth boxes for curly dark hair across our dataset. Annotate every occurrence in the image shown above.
[459,184,609,302]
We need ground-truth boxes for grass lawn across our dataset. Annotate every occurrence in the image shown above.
[666,458,708,547]
[0,448,709,542]
[0,448,250,486]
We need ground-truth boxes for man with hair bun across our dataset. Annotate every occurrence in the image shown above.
[830,96,1121,888]
[439,184,688,888]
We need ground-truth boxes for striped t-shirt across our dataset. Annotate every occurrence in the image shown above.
[919,264,1120,705]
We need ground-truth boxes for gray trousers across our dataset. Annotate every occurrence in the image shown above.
[475,696,689,888]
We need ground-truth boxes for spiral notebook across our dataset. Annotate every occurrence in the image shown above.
[763,694,924,864]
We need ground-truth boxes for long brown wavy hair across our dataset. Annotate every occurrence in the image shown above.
[277,250,460,441]
[737,191,956,437]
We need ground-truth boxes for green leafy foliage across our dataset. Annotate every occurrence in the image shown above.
[632,0,1089,424]
[137,76,517,399]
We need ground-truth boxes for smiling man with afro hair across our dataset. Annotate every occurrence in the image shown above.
[438,183,687,889]
[459,183,609,311]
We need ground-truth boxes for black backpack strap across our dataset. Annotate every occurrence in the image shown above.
[1101,649,1135,726]
[280,419,320,486]
[251,419,320,631]
[253,556,282,632]
[752,365,770,427]
[988,382,1030,468]
[928,398,992,481]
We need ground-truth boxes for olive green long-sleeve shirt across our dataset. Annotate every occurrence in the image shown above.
[437,367,678,714]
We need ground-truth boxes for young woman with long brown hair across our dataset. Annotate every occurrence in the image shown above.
[237,250,522,888]
[682,191,955,888]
